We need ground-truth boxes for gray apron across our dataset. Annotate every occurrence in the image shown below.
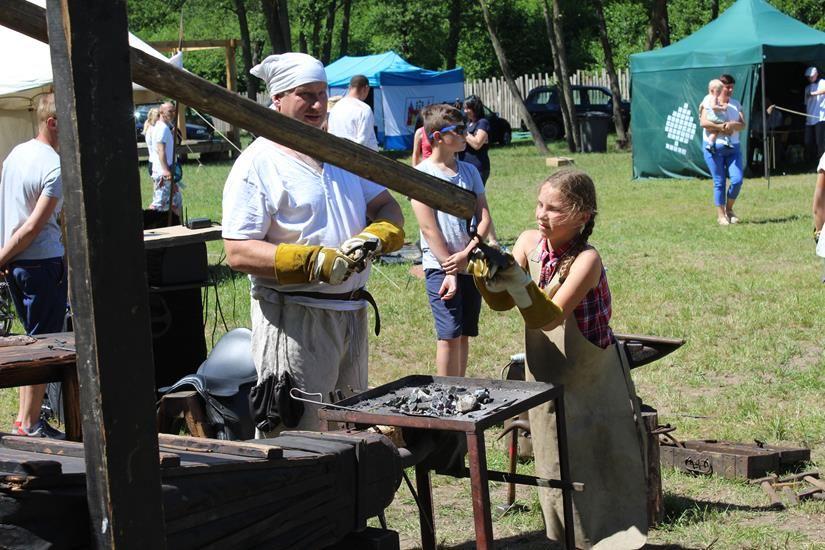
[525,244,648,549]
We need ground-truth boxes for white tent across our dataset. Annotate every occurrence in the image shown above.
[0,0,174,160]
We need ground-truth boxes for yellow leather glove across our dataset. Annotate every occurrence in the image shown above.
[485,263,563,329]
[339,220,406,267]
[274,243,357,285]
[468,254,514,311]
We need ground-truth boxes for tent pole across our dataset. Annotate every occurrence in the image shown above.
[760,60,769,188]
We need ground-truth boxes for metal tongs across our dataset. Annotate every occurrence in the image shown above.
[469,235,514,278]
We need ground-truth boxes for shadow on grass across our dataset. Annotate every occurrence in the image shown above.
[740,214,802,225]
[441,531,697,549]
[659,493,781,528]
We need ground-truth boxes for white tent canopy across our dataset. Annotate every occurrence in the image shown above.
[0,0,175,160]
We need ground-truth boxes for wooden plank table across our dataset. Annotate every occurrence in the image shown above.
[0,333,80,441]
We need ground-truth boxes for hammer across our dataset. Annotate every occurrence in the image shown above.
[749,474,785,509]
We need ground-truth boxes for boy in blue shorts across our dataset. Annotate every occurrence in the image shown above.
[411,104,493,376]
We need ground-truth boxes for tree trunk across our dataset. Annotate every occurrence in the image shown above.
[310,9,321,58]
[261,0,288,53]
[321,0,336,64]
[594,0,627,148]
[711,0,719,19]
[551,0,580,151]
[478,0,548,156]
[444,0,462,70]
[658,0,670,46]
[277,0,291,51]
[645,0,670,49]
[541,0,575,151]
[339,0,351,56]
[232,0,257,100]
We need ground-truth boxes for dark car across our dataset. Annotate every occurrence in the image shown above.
[522,85,630,140]
[481,105,512,146]
[134,103,215,141]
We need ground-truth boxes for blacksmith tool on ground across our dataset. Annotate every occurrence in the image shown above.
[749,471,824,508]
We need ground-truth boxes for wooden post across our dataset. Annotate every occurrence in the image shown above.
[3,3,476,220]
[45,0,166,546]
[224,40,241,153]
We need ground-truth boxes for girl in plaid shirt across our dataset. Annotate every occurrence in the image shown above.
[473,169,647,548]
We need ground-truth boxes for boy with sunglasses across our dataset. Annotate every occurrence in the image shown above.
[411,104,493,377]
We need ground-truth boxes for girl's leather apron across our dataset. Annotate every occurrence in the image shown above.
[525,244,648,549]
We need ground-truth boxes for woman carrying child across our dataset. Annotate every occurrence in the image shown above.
[471,169,647,549]
[412,103,493,377]
[700,74,746,225]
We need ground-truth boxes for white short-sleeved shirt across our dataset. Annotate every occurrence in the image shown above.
[805,79,825,125]
[327,96,379,151]
[151,120,174,177]
[0,139,64,260]
[222,137,386,310]
[702,97,742,144]
[414,159,485,271]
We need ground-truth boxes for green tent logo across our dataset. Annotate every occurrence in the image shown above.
[664,103,696,156]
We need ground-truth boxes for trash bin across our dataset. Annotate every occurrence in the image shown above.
[577,112,610,153]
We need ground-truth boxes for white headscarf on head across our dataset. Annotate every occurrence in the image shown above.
[250,53,327,97]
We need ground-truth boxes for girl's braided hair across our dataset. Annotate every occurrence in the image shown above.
[540,169,598,283]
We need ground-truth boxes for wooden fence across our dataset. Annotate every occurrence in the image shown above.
[465,69,630,126]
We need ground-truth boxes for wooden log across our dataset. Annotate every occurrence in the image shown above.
[44,1,168,546]
[157,433,282,459]
[0,1,476,220]
[642,408,664,526]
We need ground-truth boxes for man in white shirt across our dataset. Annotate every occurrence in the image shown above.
[0,93,67,438]
[327,75,379,151]
[804,66,825,161]
[222,53,404,434]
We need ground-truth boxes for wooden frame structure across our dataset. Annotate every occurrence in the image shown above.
[149,39,240,150]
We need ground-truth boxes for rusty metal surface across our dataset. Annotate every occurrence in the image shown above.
[318,375,561,432]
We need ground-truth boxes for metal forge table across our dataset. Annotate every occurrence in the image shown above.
[319,375,578,550]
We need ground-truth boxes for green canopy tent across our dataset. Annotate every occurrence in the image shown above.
[630,0,825,179]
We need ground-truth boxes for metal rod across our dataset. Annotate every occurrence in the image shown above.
[760,61,770,187]
[415,464,437,550]
[448,467,585,491]
[554,392,577,550]
[466,431,494,549]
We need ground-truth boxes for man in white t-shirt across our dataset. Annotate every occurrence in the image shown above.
[327,74,379,151]
[0,93,67,438]
[222,53,404,434]
[804,67,825,161]
[150,102,182,215]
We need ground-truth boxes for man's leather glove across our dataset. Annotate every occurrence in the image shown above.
[339,220,406,269]
[484,262,563,329]
[274,243,357,285]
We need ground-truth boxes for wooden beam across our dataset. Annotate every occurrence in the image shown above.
[0,1,476,219]
[45,0,166,547]
[150,39,237,51]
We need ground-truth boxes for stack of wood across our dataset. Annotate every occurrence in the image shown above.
[0,431,401,548]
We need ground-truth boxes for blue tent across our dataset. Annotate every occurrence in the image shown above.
[325,51,464,150]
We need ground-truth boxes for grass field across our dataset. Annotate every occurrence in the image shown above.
[2,138,823,548]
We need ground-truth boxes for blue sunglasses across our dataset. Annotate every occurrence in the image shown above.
[428,124,466,139]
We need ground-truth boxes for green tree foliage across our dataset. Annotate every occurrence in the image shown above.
[127,0,825,86]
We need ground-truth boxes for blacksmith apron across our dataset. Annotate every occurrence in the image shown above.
[525,243,647,549]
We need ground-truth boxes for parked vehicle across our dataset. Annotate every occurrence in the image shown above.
[522,85,630,141]
[134,103,215,141]
[482,105,513,145]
